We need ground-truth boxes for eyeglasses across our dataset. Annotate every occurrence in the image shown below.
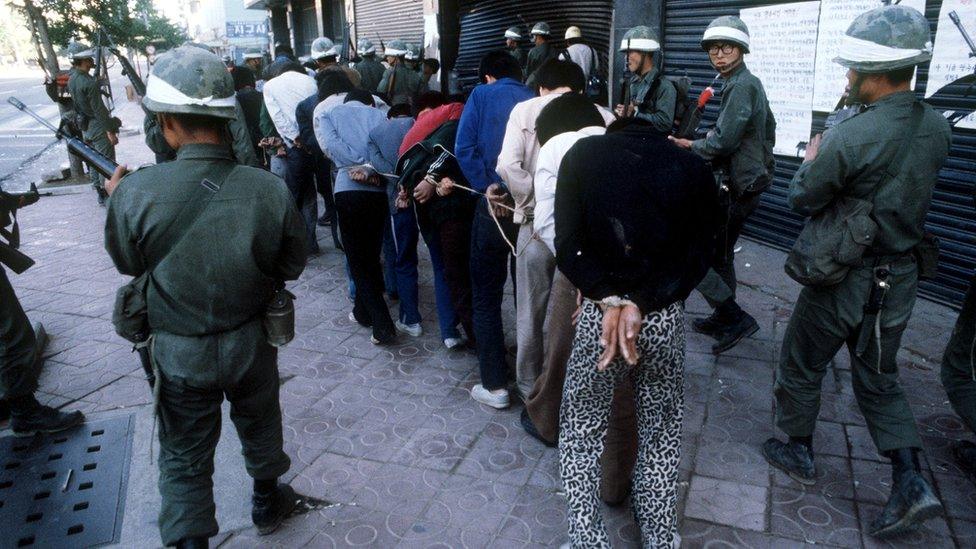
[708,44,736,55]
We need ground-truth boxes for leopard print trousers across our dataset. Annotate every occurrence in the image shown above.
[559,301,685,548]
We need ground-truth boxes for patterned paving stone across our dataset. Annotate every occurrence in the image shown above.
[769,487,860,547]
[684,475,767,532]
[857,502,954,548]
[693,439,771,487]
[423,474,520,535]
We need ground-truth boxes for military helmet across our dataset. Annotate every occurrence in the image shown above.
[404,43,422,61]
[504,27,521,40]
[358,38,376,56]
[310,37,338,60]
[67,41,95,60]
[530,22,551,36]
[242,47,264,60]
[701,16,751,54]
[833,5,932,73]
[142,45,237,120]
[385,38,408,57]
[619,26,660,52]
[565,26,582,40]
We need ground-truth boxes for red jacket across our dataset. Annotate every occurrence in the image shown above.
[398,102,464,157]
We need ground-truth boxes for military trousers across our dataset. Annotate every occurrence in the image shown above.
[153,319,290,546]
[774,261,923,454]
[0,265,38,400]
[697,189,763,309]
[941,274,976,435]
[83,128,116,191]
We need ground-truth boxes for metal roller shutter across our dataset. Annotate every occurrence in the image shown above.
[663,0,976,308]
[293,0,319,56]
[354,0,425,52]
[454,0,614,93]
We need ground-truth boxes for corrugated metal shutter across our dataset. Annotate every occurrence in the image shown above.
[293,0,319,56]
[354,0,425,52]
[663,0,976,308]
[454,0,614,93]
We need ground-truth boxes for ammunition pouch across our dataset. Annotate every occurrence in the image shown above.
[73,110,90,133]
[913,232,940,281]
[785,197,878,287]
[112,272,150,344]
[263,285,296,347]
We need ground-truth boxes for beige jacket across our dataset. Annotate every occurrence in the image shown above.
[495,90,614,225]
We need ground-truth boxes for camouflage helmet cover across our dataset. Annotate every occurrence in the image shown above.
[619,26,660,52]
[358,38,376,55]
[531,22,551,36]
[833,5,932,73]
[404,43,422,61]
[504,26,521,40]
[385,38,408,57]
[142,45,237,120]
[310,37,338,60]
[67,41,95,60]
[700,15,751,54]
[242,47,264,60]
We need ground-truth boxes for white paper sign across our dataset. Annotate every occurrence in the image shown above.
[740,1,821,157]
[926,0,976,129]
[811,0,926,111]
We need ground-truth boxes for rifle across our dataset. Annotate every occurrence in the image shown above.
[8,97,119,179]
[93,29,115,113]
[0,183,41,274]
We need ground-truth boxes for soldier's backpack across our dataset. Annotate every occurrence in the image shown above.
[643,74,696,138]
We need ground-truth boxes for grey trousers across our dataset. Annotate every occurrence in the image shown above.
[515,224,557,396]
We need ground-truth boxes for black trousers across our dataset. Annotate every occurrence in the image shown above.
[335,191,395,341]
[0,265,37,400]
[698,189,764,309]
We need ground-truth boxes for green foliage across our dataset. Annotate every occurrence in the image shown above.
[35,0,186,52]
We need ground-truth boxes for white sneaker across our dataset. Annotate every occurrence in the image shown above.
[348,312,357,323]
[395,320,423,337]
[470,384,509,409]
[444,335,468,350]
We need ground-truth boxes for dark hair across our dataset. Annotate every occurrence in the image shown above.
[232,65,256,91]
[275,44,294,56]
[535,94,605,146]
[413,91,447,117]
[606,116,658,134]
[884,65,916,85]
[163,113,229,136]
[566,37,583,46]
[477,50,523,83]
[316,68,354,101]
[446,93,467,105]
[302,59,317,71]
[344,88,375,106]
[535,59,586,93]
[388,103,412,118]
[423,58,440,72]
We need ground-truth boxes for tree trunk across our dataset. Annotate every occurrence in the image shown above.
[23,0,58,78]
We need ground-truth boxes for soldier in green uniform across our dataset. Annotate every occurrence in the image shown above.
[66,41,118,205]
[525,22,556,89]
[404,43,422,73]
[614,26,676,134]
[378,38,427,105]
[761,5,950,538]
[354,38,385,93]
[144,42,260,168]
[942,273,976,485]
[504,27,526,68]
[243,47,265,81]
[104,46,306,548]
[1,188,85,434]
[671,15,776,354]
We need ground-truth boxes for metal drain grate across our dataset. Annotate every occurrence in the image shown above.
[0,415,135,548]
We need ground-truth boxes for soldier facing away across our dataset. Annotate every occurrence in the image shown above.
[103,45,307,548]
[762,5,950,538]
[378,38,427,105]
[525,22,557,89]
[66,41,119,205]
[354,38,386,93]
[504,26,526,68]
[615,26,677,134]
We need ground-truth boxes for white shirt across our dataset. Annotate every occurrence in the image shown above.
[533,126,607,255]
[262,71,316,142]
[564,43,599,82]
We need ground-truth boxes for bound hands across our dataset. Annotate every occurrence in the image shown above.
[414,176,436,204]
[597,302,642,371]
[668,136,693,150]
[349,168,382,187]
[395,185,410,209]
[485,183,513,217]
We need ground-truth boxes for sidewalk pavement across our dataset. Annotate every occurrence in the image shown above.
[1,103,973,548]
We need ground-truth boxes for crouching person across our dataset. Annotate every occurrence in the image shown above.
[104,46,308,548]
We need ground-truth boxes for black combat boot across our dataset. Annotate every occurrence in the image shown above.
[692,310,725,337]
[175,537,208,548]
[9,394,85,437]
[0,399,9,423]
[96,187,108,206]
[953,441,976,484]
[762,436,816,485]
[869,448,943,538]
[252,482,298,535]
[711,307,759,354]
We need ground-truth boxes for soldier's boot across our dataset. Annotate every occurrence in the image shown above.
[762,436,816,485]
[95,186,108,206]
[0,399,9,422]
[9,394,85,437]
[692,310,726,337]
[952,441,976,485]
[252,482,298,535]
[711,302,759,354]
[869,448,943,538]
[175,537,208,548]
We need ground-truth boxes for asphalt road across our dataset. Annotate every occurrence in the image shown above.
[0,65,131,186]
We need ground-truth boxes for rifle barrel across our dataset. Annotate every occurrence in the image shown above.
[950,11,976,55]
[7,97,61,135]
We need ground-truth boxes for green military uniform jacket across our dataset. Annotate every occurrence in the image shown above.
[143,101,259,167]
[507,46,526,68]
[67,68,116,139]
[378,64,427,102]
[355,57,386,93]
[691,64,776,194]
[105,144,306,336]
[789,91,951,256]
[629,67,678,134]
[525,42,557,89]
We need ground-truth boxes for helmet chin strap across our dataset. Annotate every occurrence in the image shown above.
[846,72,867,105]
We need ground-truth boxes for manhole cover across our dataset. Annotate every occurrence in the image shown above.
[0,415,135,548]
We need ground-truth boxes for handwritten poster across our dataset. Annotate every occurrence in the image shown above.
[811,0,926,111]
[926,0,976,129]
[740,1,821,157]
